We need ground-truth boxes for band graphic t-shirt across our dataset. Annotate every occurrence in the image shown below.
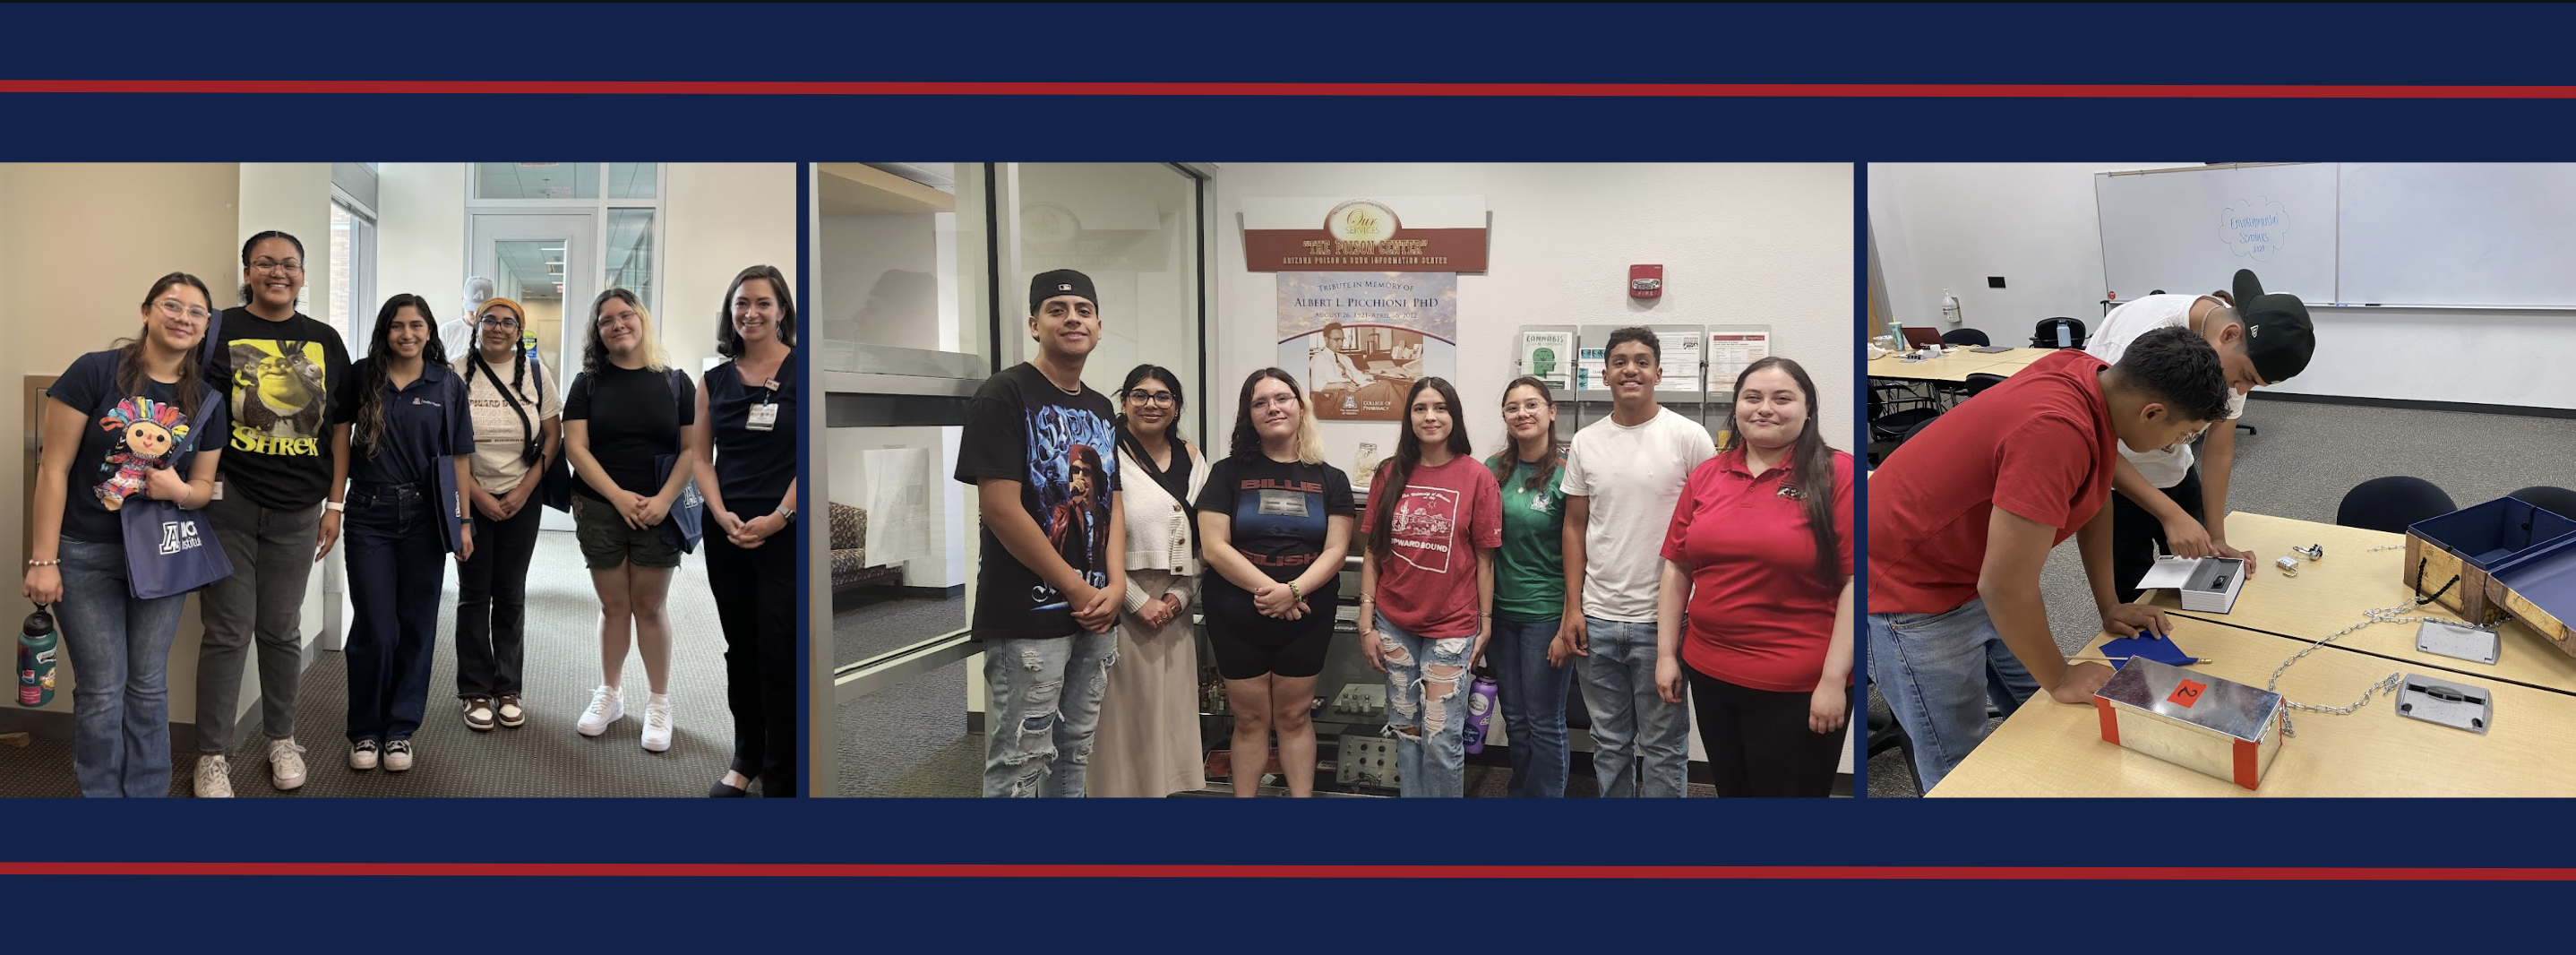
[956,363,1121,641]
[204,308,352,511]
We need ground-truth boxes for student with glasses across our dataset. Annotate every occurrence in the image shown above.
[193,231,353,797]
[1090,365,1211,798]
[24,273,228,796]
[692,265,800,796]
[452,297,559,733]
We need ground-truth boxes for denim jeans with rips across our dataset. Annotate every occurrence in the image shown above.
[982,631,1118,797]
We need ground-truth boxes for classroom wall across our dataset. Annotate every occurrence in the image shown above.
[375,162,468,321]
[664,163,799,377]
[1869,162,2576,410]
[1211,162,1857,473]
[820,211,943,353]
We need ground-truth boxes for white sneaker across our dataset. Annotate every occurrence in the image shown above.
[349,739,381,770]
[268,738,308,791]
[194,755,234,798]
[576,685,624,737]
[382,740,414,772]
[640,693,674,753]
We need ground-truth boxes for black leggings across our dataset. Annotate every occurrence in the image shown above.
[1685,664,1844,798]
[707,530,798,796]
[2110,465,2205,604]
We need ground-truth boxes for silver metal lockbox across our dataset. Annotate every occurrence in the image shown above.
[2093,658,2287,790]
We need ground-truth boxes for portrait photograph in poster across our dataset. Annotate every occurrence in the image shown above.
[1276,271,1457,421]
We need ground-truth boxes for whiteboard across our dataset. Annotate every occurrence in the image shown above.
[2338,163,2576,307]
[2095,163,2337,306]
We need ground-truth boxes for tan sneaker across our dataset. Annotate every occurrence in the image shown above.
[267,737,307,791]
[193,755,234,798]
[495,695,526,728]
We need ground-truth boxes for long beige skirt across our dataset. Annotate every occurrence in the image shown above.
[1089,569,1208,797]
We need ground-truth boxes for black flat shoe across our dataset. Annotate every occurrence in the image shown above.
[708,779,749,797]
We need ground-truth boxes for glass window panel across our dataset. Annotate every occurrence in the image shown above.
[605,208,656,316]
[1015,163,1202,427]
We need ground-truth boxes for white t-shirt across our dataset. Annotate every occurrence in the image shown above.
[2084,294,2247,488]
[1559,406,1715,622]
[455,354,563,495]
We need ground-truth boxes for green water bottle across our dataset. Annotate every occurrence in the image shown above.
[18,604,56,708]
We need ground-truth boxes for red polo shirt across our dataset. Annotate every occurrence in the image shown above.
[1659,445,1855,693]
[1867,349,2117,615]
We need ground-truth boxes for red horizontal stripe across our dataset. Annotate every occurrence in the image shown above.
[1,81,2575,99]
[4,863,2572,879]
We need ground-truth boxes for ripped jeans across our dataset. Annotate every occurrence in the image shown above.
[1376,617,1473,798]
[982,631,1119,797]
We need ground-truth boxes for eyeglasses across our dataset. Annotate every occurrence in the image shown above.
[154,299,212,322]
[478,314,520,329]
[1124,390,1176,407]
[248,259,304,274]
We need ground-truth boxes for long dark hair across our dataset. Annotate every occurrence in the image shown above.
[1484,375,1562,494]
[1228,367,1322,463]
[1367,376,1473,563]
[716,264,798,359]
[116,272,215,418]
[1113,364,1186,445]
[353,294,447,460]
[1722,357,1842,589]
[237,230,304,306]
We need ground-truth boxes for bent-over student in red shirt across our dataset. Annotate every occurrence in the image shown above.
[1866,326,2231,794]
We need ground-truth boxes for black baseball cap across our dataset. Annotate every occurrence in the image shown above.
[1029,269,1097,314]
[2231,269,2315,383]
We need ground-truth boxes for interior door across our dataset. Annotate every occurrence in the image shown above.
[470,211,593,532]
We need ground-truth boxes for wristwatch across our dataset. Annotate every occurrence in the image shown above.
[323,501,345,513]
[773,505,796,523]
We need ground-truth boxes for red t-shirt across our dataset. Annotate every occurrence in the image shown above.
[1365,455,1504,638]
[1660,446,1856,693]
[1868,349,2117,615]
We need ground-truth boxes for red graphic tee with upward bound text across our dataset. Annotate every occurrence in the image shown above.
[1364,455,1502,638]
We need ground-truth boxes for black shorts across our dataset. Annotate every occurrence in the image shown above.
[1203,579,1337,680]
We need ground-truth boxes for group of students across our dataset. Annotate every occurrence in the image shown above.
[960,269,1856,798]
[22,230,800,798]
[1868,269,2317,792]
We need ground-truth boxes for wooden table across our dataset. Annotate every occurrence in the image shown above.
[1867,352,2012,383]
[1928,617,2576,797]
[2142,512,2576,694]
[1962,347,2059,366]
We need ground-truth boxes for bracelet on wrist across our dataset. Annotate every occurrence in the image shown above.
[1288,581,1302,602]
[28,558,61,567]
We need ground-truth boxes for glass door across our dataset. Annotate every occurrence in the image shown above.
[470,211,593,532]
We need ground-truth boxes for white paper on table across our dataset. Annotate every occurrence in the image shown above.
[2134,555,2198,589]
[862,447,932,566]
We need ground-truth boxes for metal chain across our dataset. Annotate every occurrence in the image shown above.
[2366,543,2406,552]
[2267,602,2447,736]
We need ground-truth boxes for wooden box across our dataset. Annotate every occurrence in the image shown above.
[2489,534,2576,658]
[2403,498,2576,626]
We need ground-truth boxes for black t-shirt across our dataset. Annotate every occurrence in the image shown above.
[564,364,696,501]
[704,359,796,509]
[48,350,230,546]
[331,358,475,488]
[954,363,1121,641]
[203,307,353,511]
[1193,455,1354,623]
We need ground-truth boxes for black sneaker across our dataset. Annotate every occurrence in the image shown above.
[348,740,381,771]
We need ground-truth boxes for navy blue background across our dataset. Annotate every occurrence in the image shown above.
[12,0,2576,946]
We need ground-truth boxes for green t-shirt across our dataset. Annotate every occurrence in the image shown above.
[1491,455,1567,622]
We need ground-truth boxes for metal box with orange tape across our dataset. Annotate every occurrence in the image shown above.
[2093,658,2287,790]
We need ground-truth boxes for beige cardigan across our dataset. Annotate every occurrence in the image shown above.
[1117,439,1207,614]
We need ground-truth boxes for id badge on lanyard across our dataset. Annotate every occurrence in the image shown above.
[745,381,779,432]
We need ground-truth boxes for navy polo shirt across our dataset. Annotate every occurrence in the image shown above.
[334,357,474,488]
[705,359,796,507]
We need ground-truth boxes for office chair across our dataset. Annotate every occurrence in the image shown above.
[1941,328,1991,348]
[1865,685,1921,796]
[2335,477,2458,534]
[2030,317,2088,349]
[1962,373,2008,400]
[2510,486,2576,521]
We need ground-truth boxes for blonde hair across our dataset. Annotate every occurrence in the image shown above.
[583,288,670,374]
[1229,367,1328,465]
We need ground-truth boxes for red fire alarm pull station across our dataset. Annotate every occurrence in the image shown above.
[1629,264,1663,299]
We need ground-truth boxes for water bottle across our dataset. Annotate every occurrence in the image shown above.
[1462,673,1499,754]
[19,605,58,708]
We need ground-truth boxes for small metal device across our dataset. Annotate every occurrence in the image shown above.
[2275,556,2302,577]
[1329,684,1387,721]
[2414,620,2500,666]
[1336,732,1399,788]
[2396,674,2494,734]
[2293,544,2323,562]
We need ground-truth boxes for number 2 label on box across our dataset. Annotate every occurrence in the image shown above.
[2167,679,2207,708]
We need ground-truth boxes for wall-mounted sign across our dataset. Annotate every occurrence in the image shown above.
[1278,271,1458,421]
[1242,194,1489,272]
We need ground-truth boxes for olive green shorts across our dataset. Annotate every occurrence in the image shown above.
[572,495,682,570]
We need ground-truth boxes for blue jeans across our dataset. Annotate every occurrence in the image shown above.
[54,538,184,797]
[342,484,450,744]
[1375,617,1473,798]
[1577,616,1690,798]
[1866,598,2041,793]
[983,631,1117,797]
[1490,613,1572,797]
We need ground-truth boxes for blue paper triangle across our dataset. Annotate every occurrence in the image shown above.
[2098,635,2192,667]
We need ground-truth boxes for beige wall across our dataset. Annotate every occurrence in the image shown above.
[376,162,468,323]
[3,163,240,718]
[664,163,799,376]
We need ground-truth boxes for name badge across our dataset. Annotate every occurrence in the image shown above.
[746,403,779,431]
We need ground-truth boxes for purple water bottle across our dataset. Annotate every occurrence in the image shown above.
[1462,673,1498,754]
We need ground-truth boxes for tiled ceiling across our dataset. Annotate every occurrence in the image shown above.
[476,162,657,200]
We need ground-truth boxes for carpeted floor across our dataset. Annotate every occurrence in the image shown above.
[1867,398,2576,796]
[2,529,740,798]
